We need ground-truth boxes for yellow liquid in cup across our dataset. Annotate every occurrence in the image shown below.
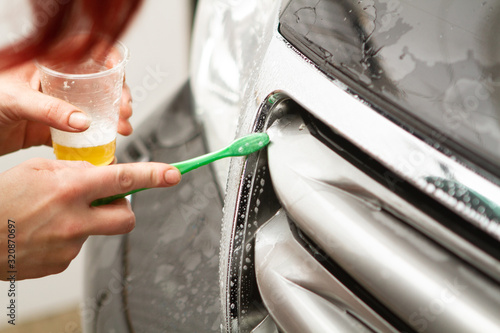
[53,140,116,166]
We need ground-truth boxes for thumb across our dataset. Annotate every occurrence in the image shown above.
[8,85,91,132]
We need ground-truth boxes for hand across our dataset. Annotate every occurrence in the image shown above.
[0,61,133,156]
[0,158,181,280]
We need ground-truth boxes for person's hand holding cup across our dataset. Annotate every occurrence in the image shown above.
[37,40,129,166]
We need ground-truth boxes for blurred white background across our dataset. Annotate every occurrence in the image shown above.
[0,0,192,329]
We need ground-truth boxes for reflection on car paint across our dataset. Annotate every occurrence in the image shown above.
[280,0,500,173]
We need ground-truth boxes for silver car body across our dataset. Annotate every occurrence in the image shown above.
[191,0,500,332]
[85,0,500,332]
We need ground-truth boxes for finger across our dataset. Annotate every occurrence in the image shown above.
[29,67,41,90]
[117,118,133,136]
[81,162,181,201]
[118,84,133,136]
[86,198,137,235]
[8,85,90,132]
[120,83,133,119]
[103,46,123,69]
[26,158,94,171]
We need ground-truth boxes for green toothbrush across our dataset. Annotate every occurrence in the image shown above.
[91,132,270,206]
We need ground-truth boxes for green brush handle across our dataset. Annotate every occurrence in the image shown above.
[170,147,231,174]
[91,133,269,206]
[89,158,214,207]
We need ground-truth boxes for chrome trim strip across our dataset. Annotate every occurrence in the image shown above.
[255,209,398,333]
[239,21,500,242]
[250,315,279,333]
[267,114,500,332]
[265,101,500,282]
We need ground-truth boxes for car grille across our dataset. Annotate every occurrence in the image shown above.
[221,94,500,332]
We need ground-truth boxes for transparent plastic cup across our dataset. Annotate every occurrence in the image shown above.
[37,41,129,166]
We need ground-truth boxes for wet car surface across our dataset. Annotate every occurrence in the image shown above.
[85,1,500,332]
[280,0,500,177]
[84,85,222,332]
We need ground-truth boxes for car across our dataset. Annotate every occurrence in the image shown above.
[84,0,500,332]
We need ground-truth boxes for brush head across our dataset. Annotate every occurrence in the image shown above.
[230,132,270,156]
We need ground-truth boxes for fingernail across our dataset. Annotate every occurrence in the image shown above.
[164,168,181,185]
[68,111,91,130]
